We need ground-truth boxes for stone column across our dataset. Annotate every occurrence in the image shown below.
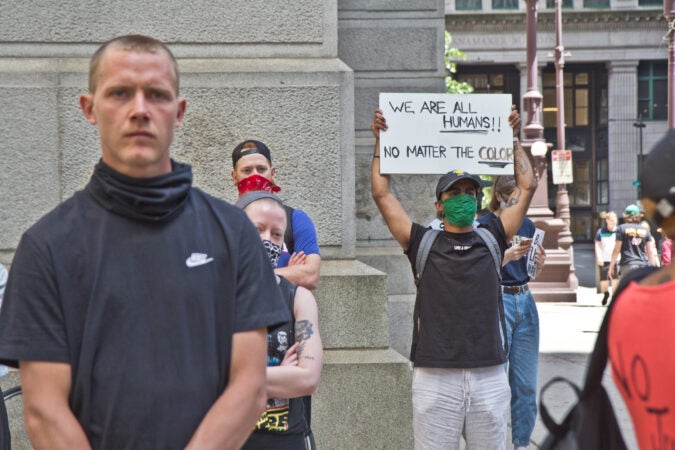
[607,60,639,210]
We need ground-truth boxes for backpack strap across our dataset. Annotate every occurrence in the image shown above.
[474,226,508,355]
[283,204,295,255]
[415,229,440,286]
[410,229,440,360]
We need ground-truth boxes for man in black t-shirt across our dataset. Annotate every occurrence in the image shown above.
[0,35,289,450]
[609,204,659,281]
[370,106,537,449]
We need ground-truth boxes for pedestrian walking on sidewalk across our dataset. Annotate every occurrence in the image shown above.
[609,204,659,281]
[595,211,619,305]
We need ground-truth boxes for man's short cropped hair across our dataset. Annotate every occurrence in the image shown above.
[89,34,180,94]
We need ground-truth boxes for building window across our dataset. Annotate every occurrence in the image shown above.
[638,60,668,121]
[638,0,662,5]
[456,0,482,10]
[543,71,589,129]
[584,0,609,7]
[546,0,573,7]
[492,0,518,9]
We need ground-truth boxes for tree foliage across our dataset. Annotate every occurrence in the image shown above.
[444,31,474,94]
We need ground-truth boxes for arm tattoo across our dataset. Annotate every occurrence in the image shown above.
[295,320,314,341]
[514,148,531,175]
[295,320,316,360]
[504,188,521,208]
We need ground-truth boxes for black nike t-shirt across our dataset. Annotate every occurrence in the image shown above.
[0,187,289,449]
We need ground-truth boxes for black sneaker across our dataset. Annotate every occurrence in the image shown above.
[601,292,609,306]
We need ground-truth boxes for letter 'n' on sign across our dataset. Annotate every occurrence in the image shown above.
[378,93,513,175]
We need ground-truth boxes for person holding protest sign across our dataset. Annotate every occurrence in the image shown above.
[231,140,321,291]
[370,105,537,449]
[477,175,546,450]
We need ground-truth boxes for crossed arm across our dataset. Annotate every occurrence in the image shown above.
[266,286,323,399]
[275,253,321,291]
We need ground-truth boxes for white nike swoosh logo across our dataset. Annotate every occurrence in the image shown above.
[185,253,214,268]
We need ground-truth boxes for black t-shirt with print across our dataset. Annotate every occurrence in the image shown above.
[406,217,507,368]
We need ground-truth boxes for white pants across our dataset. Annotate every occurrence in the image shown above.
[412,365,510,450]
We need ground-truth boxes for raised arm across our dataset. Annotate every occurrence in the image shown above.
[370,108,413,250]
[20,361,92,450]
[266,286,323,398]
[186,328,268,450]
[498,106,538,242]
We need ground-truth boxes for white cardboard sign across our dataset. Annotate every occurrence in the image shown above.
[379,93,514,175]
[527,228,546,280]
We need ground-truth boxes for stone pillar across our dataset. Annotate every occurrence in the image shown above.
[607,60,639,210]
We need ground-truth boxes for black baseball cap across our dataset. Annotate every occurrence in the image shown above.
[232,140,272,167]
[640,129,675,225]
[435,170,483,200]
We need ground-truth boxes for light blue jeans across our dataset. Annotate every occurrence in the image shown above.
[502,288,540,447]
[412,365,510,450]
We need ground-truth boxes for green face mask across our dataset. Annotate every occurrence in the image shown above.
[442,193,477,227]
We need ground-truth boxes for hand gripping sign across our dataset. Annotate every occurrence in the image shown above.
[379,93,514,175]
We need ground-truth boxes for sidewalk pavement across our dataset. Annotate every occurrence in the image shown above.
[529,286,638,449]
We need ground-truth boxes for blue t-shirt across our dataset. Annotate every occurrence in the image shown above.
[478,212,535,286]
[277,209,320,268]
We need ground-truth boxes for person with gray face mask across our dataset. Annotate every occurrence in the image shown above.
[236,191,323,450]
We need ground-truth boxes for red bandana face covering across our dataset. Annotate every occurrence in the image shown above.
[236,174,281,196]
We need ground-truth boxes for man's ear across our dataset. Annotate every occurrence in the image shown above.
[174,98,187,128]
[231,169,238,186]
[80,94,96,125]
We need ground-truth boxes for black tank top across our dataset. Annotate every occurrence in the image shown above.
[243,277,310,447]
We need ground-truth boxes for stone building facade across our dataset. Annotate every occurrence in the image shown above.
[445,0,669,240]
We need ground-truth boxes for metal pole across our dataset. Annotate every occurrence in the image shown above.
[633,115,645,199]
[523,0,544,141]
[665,0,675,129]
[554,0,573,247]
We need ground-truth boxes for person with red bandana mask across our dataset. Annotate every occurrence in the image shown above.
[231,140,321,290]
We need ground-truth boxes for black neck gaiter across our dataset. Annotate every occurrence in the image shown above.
[86,160,193,223]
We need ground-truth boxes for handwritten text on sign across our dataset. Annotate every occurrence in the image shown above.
[379,93,513,175]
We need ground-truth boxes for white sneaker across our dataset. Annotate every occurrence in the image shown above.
[515,446,528,450]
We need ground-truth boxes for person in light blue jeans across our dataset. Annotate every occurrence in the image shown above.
[478,176,546,450]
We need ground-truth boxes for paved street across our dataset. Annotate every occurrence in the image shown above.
[528,243,638,449]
